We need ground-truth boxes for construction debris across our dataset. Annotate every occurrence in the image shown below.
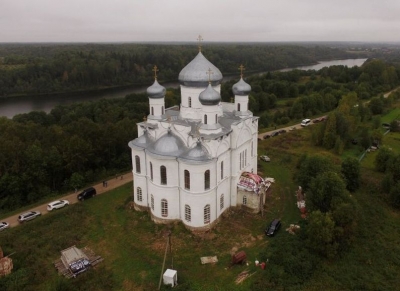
[235,269,257,284]
[286,224,301,235]
[0,247,13,277]
[200,256,218,264]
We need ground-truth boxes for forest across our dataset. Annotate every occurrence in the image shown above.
[0,42,367,97]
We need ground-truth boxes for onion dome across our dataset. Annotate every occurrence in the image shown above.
[147,79,166,99]
[180,141,211,162]
[199,83,221,106]
[232,78,251,96]
[178,52,223,87]
[148,130,186,157]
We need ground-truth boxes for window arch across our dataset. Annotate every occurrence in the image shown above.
[162,106,164,115]
[243,195,247,205]
[204,114,207,124]
[204,204,210,224]
[220,194,224,210]
[237,103,241,111]
[188,97,192,108]
[184,170,190,190]
[185,205,191,222]
[204,170,210,190]
[151,106,154,115]
[150,162,153,181]
[151,194,154,210]
[135,155,141,173]
[161,199,168,217]
[137,187,142,202]
[220,161,224,180]
[215,114,218,123]
[160,165,167,185]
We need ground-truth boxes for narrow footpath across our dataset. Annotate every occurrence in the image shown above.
[3,172,133,228]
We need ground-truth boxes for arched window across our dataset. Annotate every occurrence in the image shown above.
[220,161,224,180]
[160,165,167,185]
[184,170,190,190]
[135,155,141,173]
[151,106,154,115]
[204,204,210,224]
[243,195,247,205]
[237,103,241,111]
[161,199,168,217]
[204,170,210,190]
[150,162,153,181]
[204,114,207,124]
[185,205,191,222]
[162,106,164,115]
[188,97,192,108]
[251,141,254,156]
[215,114,218,123]
[137,187,142,202]
[151,194,154,210]
[220,194,224,210]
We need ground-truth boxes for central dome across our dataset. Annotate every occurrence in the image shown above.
[178,52,223,87]
[148,130,186,156]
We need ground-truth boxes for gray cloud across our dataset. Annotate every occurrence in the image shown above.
[0,0,399,42]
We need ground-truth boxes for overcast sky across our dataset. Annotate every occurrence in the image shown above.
[1,0,399,43]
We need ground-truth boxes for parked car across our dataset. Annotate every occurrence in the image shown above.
[351,138,358,145]
[278,129,287,134]
[312,118,320,123]
[263,134,270,139]
[289,126,296,131]
[0,221,9,231]
[77,187,97,201]
[260,155,270,162]
[271,131,279,137]
[47,200,70,211]
[18,211,41,223]
[265,219,281,236]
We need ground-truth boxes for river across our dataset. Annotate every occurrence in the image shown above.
[0,58,367,118]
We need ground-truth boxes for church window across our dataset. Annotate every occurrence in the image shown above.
[184,170,190,190]
[161,199,168,217]
[185,205,191,222]
[204,114,207,124]
[137,187,142,202]
[135,155,141,173]
[160,165,167,185]
[151,194,154,210]
[151,106,154,115]
[188,97,192,108]
[204,204,210,224]
[215,114,218,123]
[220,194,224,210]
[238,103,241,111]
[221,161,224,180]
[204,170,210,190]
[251,141,254,157]
[150,162,153,181]
[162,106,164,115]
[243,195,247,205]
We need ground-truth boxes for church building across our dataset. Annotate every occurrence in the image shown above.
[128,44,259,230]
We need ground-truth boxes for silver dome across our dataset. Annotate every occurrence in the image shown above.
[180,141,211,162]
[232,78,251,96]
[199,83,220,106]
[148,130,187,156]
[147,79,166,99]
[129,130,153,149]
[178,52,223,87]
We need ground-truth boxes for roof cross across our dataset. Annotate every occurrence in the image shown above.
[207,68,214,83]
[239,64,245,78]
[197,35,203,52]
[152,65,159,80]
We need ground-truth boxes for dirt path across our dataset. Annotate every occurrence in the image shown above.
[3,172,133,228]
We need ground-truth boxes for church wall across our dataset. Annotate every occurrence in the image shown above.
[216,178,230,216]
[148,98,165,118]
[147,157,179,187]
[149,183,180,220]
[237,190,260,213]
[179,161,215,193]
[235,95,248,112]
[133,175,148,207]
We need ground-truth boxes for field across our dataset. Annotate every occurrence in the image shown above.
[2,118,400,290]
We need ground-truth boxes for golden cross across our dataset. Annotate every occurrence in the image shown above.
[239,64,245,78]
[207,68,214,83]
[152,65,159,80]
[197,35,203,52]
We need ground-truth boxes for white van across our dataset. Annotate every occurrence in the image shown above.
[301,119,311,127]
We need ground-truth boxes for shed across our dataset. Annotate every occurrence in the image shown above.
[61,246,90,276]
[163,269,177,287]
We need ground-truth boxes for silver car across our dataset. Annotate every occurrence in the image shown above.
[47,200,69,211]
[18,211,41,223]
[0,221,9,231]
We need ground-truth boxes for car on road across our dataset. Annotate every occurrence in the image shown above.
[271,131,279,137]
[301,119,311,127]
[18,211,41,223]
[77,187,97,201]
[47,200,70,211]
[263,134,270,139]
[265,219,281,236]
[289,126,296,131]
[278,129,287,134]
[260,155,270,162]
[0,221,9,231]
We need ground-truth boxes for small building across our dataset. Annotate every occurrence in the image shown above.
[61,246,90,276]
[237,172,269,213]
[163,269,178,287]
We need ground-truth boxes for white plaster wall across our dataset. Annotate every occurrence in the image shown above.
[180,85,221,119]
[235,95,248,112]
[149,97,165,117]
[179,160,215,193]
[134,175,148,207]
[180,189,217,228]
[149,183,180,220]
[147,157,179,187]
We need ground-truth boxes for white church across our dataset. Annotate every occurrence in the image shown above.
[129,44,260,230]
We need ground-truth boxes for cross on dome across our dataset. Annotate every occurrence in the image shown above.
[197,35,203,52]
[239,64,245,78]
[152,65,159,80]
[207,68,214,83]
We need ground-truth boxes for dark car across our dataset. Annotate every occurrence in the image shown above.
[265,219,281,236]
[278,129,286,134]
[263,134,270,139]
[351,138,358,145]
[271,131,279,137]
[77,187,97,201]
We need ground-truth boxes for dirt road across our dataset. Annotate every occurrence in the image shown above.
[2,172,133,228]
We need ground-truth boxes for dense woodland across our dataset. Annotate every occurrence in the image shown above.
[0,43,366,97]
